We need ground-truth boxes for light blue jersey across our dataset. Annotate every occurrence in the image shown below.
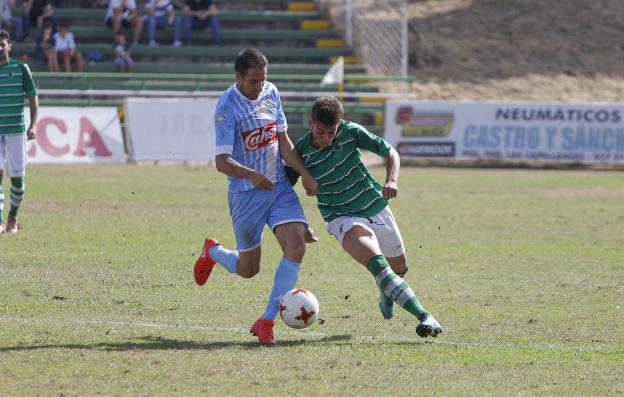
[214,81,288,193]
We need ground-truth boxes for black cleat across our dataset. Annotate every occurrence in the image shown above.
[416,315,442,338]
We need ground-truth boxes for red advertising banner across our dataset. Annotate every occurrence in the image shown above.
[26,107,126,164]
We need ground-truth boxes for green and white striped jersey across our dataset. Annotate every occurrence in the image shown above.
[0,59,38,135]
[293,120,391,222]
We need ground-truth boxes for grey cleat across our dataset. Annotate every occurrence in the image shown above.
[416,314,442,338]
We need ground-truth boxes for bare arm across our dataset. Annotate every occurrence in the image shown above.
[198,3,217,18]
[277,132,317,196]
[382,146,400,199]
[215,153,274,190]
[27,96,39,141]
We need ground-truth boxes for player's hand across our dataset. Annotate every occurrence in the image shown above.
[305,226,319,243]
[249,170,274,190]
[301,174,317,196]
[26,126,37,141]
[382,180,398,199]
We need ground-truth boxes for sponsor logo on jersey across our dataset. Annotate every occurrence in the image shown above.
[216,113,226,123]
[242,121,278,151]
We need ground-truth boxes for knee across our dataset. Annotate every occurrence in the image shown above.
[387,255,408,274]
[237,257,260,278]
[284,238,306,263]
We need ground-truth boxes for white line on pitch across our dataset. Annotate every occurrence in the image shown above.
[0,316,615,353]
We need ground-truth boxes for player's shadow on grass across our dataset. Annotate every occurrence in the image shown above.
[0,334,355,352]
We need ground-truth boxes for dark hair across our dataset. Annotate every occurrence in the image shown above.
[310,96,344,126]
[235,48,268,77]
[0,29,10,42]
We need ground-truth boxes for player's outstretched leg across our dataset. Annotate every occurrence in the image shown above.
[366,255,442,337]
[251,258,300,346]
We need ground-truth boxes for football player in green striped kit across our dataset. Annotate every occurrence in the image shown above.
[288,96,442,337]
[0,30,39,234]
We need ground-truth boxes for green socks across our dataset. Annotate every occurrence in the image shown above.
[7,177,24,220]
[366,255,429,320]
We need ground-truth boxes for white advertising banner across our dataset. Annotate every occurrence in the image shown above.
[124,98,217,161]
[384,100,624,164]
[26,107,126,163]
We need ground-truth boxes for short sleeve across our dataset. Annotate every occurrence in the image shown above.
[352,123,391,157]
[214,102,235,155]
[22,63,38,97]
[273,86,287,133]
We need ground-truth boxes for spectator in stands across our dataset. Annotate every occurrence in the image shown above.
[105,0,143,45]
[26,0,58,38]
[20,0,32,41]
[113,29,133,72]
[53,21,84,72]
[0,0,24,41]
[33,20,58,71]
[144,0,181,47]
[181,0,220,47]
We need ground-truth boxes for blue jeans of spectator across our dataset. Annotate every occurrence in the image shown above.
[115,56,134,68]
[20,14,30,39]
[145,14,181,44]
[182,15,220,46]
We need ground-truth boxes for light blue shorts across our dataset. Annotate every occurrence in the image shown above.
[228,180,307,252]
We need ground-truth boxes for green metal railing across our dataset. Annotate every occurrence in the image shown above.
[34,72,413,131]
[34,71,414,94]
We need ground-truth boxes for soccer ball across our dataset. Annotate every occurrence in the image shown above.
[279,288,320,329]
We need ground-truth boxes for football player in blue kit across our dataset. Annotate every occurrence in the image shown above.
[193,48,317,346]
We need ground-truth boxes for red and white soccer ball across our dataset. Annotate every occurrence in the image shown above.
[279,288,320,329]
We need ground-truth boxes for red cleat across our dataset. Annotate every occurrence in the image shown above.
[250,319,277,346]
[193,238,220,286]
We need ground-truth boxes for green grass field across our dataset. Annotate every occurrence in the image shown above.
[1,164,622,396]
